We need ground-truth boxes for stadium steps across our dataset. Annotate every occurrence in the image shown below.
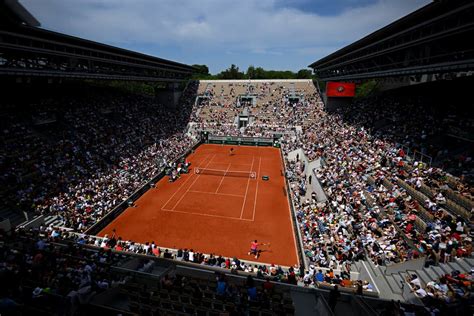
[389,273,405,292]
[410,269,431,286]
[428,265,446,278]
[383,273,404,294]
[443,187,474,211]
[454,259,471,272]
[422,267,442,281]
[368,256,473,303]
[438,262,454,275]
[398,271,410,285]
[445,261,466,273]
[396,177,470,221]
[44,215,65,227]
[403,257,473,292]
[365,262,404,301]
[0,206,28,227]
[465,258,474,268]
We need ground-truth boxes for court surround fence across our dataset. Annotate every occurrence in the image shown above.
[206,134,279,147]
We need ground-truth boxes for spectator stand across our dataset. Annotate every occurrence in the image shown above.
[13,227,389,315]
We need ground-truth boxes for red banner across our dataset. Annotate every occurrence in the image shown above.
[326,82,356,97]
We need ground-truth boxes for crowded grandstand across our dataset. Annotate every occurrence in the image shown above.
[1,0,473,315]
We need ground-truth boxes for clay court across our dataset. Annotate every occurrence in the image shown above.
[99,144,299,267]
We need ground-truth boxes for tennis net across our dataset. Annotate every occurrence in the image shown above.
[195,167,256,179]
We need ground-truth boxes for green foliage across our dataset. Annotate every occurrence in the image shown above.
[355,80,378,98]
[191,64,214,80]
[192,64,210,75]
[217,64,246,79]
[192,64,316,80]
[296,69,313,79]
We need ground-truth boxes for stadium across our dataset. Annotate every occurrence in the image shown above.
[0,0,473,315]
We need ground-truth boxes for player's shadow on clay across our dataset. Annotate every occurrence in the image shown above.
[255,249,273,258]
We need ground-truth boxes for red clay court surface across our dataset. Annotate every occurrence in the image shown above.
[99,144,299,267]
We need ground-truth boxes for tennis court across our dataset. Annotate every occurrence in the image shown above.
[98,144,299,267]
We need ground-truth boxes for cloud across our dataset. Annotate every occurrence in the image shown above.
[19,0,431,73]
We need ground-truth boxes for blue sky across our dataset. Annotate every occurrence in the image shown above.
[21,0,430,74]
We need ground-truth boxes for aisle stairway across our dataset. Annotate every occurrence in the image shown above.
[44,214,66,227]
[0,205,28,227]
[365,257,474,303]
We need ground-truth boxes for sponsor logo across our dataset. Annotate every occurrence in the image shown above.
[337,85,345,93]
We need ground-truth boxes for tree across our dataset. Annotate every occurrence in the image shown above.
[296,69,313,79]
[192,64,210,76]
[217,64,245,79]
[254,67,266,79]
[246,65,256,79]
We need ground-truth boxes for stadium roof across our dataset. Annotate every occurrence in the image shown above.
[0,0,195,80]
[14,25,196,73]
[1,0,40,27]
[308,0,474,80]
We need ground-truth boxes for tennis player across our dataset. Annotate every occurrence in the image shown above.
[248,240,270,259]
[229,147,234,156]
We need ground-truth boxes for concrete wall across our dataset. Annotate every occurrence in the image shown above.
[311,177,328,203]
[308,158,327,202]
[287,149,327,202]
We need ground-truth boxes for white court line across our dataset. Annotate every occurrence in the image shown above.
[215,163,231,194]
[169,154,216,211]
[240,156,255,219]
[162,154,210,210]
[252,157,262,221]
[161,207,254,221]
[188,190,244,198]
